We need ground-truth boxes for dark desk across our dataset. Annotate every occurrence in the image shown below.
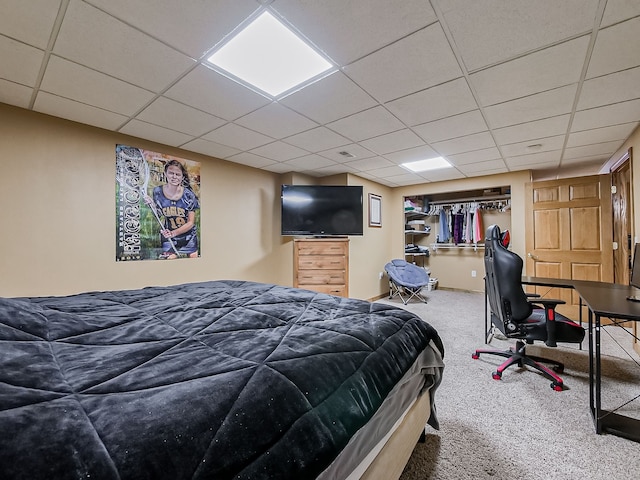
[521,277,640,442]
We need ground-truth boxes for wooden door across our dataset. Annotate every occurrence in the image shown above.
[525,175,613,319]
[611,160,632,285]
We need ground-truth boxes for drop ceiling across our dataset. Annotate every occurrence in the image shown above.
[1,0,639,186]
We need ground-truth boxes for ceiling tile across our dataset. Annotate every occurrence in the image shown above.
[0,0,60,49]
[283,127,350,152]
[262,162,295,174]
[181,138,241,160]
[40,56,155,115]
[280,72,377,124]
[587,16,640,78]
[384,145,441,165]
[203,123,273,151]
[438,0,599,71]
[360,129,425,155]
[366,165,410,178]
[344,24,462,103]
[567,123,638,148]
[0,79,33,108]
[505,150,562,169]
[119,119,194,147]
[563,140,622,160]
[412,110,488,143]
[137,97,226,136]
[387,78,477,126]
[318,144,376,163]
[283,154,337,170]
[33,92,128,130]
[165,65,270,121]
[236,102,318,138]
[456,159,507,174]
[85,0,257,58]
[500,135,565,157]
[311,163,359,176]
[484,84,577,129]
[601,0,640,27]
[447,147,502,166]
[578,66,640,110]
[343,156,395,171]
[492,115,570,145]
[418,168,465,182]
[54,1,196,93]
[572,98,640,132]
[470,36,589,107]
[272,0,437,65]
[250,141,309,161]
[327,106,405,142]
[432,131,496,156]
[225,151,276,169]
[0,35,44,86]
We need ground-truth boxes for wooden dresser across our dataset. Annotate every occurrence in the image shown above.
[294,238,349,297]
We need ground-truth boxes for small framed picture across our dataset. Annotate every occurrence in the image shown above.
[369,193,382,227]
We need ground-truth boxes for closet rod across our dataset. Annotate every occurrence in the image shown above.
[428,194,510,206]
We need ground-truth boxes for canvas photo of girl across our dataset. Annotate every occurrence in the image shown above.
[116,145,201,261]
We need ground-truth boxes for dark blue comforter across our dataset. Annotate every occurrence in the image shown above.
[0,280,443,479]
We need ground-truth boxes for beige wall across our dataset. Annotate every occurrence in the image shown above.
[0,104,396,300]
[0,104,291,297]
[3,102,633,299]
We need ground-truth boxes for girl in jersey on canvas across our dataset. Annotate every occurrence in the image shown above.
[145,160,199,259]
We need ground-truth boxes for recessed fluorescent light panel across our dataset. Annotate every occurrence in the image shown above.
[402,157,452,172]
[206,11,334,97]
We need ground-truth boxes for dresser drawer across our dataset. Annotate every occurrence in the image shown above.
[298,284,347,296]
[297,255,346,270]
[296,241,347,256]
[297,270,346,285]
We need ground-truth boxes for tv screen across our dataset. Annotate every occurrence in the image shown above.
[281,185,364,236]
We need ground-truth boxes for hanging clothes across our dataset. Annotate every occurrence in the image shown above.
[465,207,473,243]
[473,207,483,243]
[438,208,449,242]
[453,213,464,244]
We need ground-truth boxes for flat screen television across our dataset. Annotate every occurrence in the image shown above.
[281,185,364,236]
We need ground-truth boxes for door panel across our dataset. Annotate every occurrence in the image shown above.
[525,175,613,319]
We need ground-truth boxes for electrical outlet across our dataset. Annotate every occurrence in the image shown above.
[378,272,384,279]
[471,270,477,278]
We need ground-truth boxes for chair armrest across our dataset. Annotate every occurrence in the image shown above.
[526,293,541,298]
[530,298,566,347]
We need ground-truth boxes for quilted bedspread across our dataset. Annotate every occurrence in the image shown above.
[0,280,443,479]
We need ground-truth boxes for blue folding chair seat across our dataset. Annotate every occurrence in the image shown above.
[384,259,430,304]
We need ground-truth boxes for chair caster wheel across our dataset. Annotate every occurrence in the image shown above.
[492,372,501,380]
[472,353,479,359]
[551,382,563,391]
[553,365,564,373]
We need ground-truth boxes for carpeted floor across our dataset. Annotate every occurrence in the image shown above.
[375,289,640,480]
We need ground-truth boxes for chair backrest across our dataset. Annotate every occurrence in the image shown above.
[385,259,430,287]
[484,225,532,329]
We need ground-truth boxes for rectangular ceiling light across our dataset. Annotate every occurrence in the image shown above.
[402,157,452,172]
[206,11,334,97]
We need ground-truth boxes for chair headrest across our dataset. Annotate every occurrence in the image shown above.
[486,224,510,248]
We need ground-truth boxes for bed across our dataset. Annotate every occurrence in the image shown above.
[0,280,444,479]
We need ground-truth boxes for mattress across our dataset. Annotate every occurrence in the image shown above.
[0,280,444,479]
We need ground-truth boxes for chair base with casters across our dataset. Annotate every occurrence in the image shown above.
[472,340,566,391]
[384,259,430,305]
